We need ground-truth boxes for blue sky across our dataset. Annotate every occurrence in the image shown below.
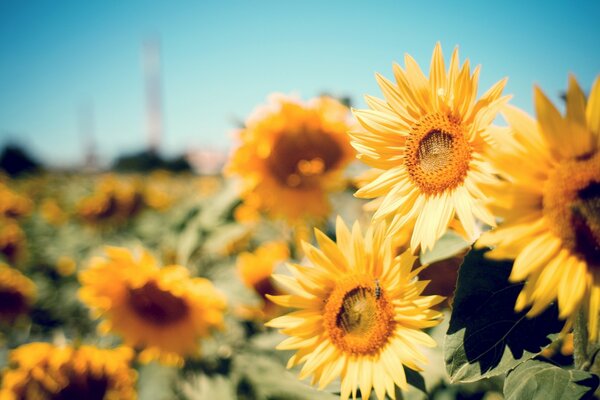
[0,0,599,166]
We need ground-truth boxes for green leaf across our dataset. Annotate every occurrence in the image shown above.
[137,362,179,400]
[445,249,565,382]
[420,231,470,265]
[504,359,599,400]
[404,366,427,394]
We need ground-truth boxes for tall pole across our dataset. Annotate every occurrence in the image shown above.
[143,37,163,153]
[78,99,97,170]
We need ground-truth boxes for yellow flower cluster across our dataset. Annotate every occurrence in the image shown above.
[0,262,36,323]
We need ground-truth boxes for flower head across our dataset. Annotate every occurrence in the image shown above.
[226,95,355,223]
[0,343,137,400]
[351,43,509,251]
[478,75,600,339]
[0,263,36,323]
[78,247,226,365]
[266,217,443,399]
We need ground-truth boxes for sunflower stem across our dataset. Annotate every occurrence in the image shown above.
[574,308,589,370]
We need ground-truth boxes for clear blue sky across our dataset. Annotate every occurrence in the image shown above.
[1,0,599,166]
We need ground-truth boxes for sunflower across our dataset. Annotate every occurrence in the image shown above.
[0,343,137,400]
[477,75,600,339]
[225,94,355,223]
[0,263,36,324]
[0,181,32,219]
[0,218,26,265]
[351,43,510,252]
[77,175,144,225]
[237,241,289,318]
[266,217,443,399]
[78,247,226,365]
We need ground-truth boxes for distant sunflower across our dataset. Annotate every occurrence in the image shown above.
[77,175,144,225]
[225,95,355,223]
[237,241,289,317]
[0,263,36,323]
[0,218,26,264]
[0,181,32,219]
[351,43,510,251]
[79,247,226,365]
[266,217,443,399]
[0,343,137,400]
[478,75,600,339]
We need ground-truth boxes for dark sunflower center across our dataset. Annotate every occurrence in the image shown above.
[417,130,454,174]
[572,182,600,265]
[336,287,378,335]
[543,153,600,267]
[324,275,395,355]
[405,113,472,195]
[54,374,109,400]
[128,281,189,325]
[266,128,343,188]
[0,290,28,319]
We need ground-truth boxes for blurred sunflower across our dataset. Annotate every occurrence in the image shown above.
[40,198,68,226]
[237,241,289,318]
[77,175,144,225]
[78,247,226,365]
[225,95,355,224]
[0,343,137,400]
[351,43,510,251]
[266,217,443,399]
[0,218,26,264]
[0,263,36,324]
[478,75,600,339]
[0,181,32,219]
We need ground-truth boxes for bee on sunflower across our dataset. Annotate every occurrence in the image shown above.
[78,246,227,365]
[350,43,510,252]
[266,217,443,399]
[478,75,600,339]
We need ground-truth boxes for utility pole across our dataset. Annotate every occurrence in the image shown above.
[143,37,163,154]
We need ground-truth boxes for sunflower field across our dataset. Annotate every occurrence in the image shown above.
[1,43,599,400]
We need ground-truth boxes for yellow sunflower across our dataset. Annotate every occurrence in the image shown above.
[266,217,443,399]
[237,241,289,318]
[351,43,510,252]
[0,343,137,400]
[78,247,226,365]
[477,75,600,339]
[77,175,144,225]
[0,218,26,265]
[225,94,355,223]
[0,263,36,324]
[0,181,32,219]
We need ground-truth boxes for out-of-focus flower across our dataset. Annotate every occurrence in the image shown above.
[0,263,36,323]
[77,175,144,225]
[266,218,444,399]
[0,343,137,400]
[0,182,32,219]
[351,43,510,252]
[0,218,26,265]
[78,247,226,365]
[40,198,68,225]
[237,241,289,318]
[56,255,77,277]
[226,95,355,224]
[478,75,600,339]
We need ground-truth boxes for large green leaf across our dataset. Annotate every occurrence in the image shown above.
[445,249,565,382]
[504,359,599,399]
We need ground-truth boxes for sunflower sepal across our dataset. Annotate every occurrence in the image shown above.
[444,248,565,383]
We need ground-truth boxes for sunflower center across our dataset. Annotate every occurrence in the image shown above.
[543,152,600,266]
[54,374,109,400]
[128,281,189,325]
[266,128,343,189]
[323,275,395,355]
[0,289,28,320]
[405,113,472,195]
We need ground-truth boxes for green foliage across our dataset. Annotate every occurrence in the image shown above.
[445,249,565,382]
[504,359,599,400]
